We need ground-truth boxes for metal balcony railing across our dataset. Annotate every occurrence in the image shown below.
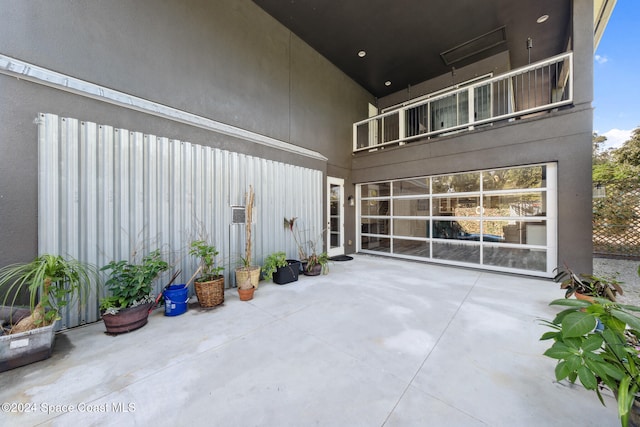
[353,52,573,152]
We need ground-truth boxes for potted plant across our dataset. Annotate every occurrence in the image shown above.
[237,265,256,301]
[99,249,169,334]
[235,186,260,294]
[189,240,225,308]
[555,264,623,302]
[304,251,329,276]
[0,254,98,371]
[540,297,640,427]
[284,217,328,275]
[262,252,300,285]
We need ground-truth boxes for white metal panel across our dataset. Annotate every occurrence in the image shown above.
[38,113,323,328]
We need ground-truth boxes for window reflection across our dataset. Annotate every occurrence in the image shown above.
[360,200,389,216]
[393,179,429,196]
[432,172,480,193]
[393,239,430,257]
[432,220,503,242]
[360,236,390,252]
[433,241,480,263]
[483,193,545,216]
[361,183,390,197]
[433,196,480,216]
[394,219,430,238]
[395,199,429,216]
[483,247,546,271]
[361,219,390,235]
[483,166,546,190]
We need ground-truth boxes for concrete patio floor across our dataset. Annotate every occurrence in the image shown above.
[1,255,620,426]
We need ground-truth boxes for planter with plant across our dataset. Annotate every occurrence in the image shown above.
[190,240,225,308]
[304,251,329,276]
[235,186,260,294]
[555,264,623,302]
[284,217,328,276]
[0,254,98,371]
[99,249,169,334]
[262,252,300,285]
[540,295,640,427]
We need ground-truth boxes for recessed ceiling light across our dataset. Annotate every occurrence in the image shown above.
[536,14,549,24]
[358,50,366,58]
[384,81,392,86]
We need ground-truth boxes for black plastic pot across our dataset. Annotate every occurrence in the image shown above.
[273,260,301,285]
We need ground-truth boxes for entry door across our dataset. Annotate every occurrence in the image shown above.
[327,177,345,257]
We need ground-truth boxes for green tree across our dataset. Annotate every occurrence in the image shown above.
[613,127,640,167]
[592,131,607,158]
[592,128,640,237]
[592,129,640,186]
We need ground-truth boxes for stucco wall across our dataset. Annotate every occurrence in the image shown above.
[350,0,595,274]
[0,0,372,267]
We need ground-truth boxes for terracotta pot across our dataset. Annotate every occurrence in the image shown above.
[575,292,595,303]
[238,287,255,301]
[102,303,152,334]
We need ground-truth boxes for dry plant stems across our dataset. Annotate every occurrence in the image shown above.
[245,185,254,270]
[284,217,307,261]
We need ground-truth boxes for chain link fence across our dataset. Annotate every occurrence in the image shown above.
[593,183,640,259]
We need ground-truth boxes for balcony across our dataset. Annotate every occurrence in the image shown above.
[353,52,573,153]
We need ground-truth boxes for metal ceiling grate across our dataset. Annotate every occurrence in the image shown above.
[440,26,507,66]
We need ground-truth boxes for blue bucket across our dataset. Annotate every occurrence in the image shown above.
[163,284,188,316]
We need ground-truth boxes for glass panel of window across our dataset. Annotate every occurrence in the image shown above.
[432,196,480,216]
[482,165,546,190]
[482,220,546,245]
[360,236,390,252]
[475,84,492,121]
[406,104,429,137]
[432,172,480,194]
[360,199,390,216]
[393,219,430,238]
[393,179,429,196]
[483,192,546,217]
[432,220,483,240]
[394,198,429,216]
[457,90,469,125]
[431,94,458,131]
[432,241,480,263]
[361,219,390,236]
[482,247,546,271]
[361,183,390,197]
[394,239,430,257]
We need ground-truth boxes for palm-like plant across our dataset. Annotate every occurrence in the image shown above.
[0,254,99,333]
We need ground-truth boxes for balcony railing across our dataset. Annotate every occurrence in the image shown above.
[353,52,573,152]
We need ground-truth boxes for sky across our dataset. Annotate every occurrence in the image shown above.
[593,0,640,150]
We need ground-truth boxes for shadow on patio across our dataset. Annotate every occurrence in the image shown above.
[0,255,618,426]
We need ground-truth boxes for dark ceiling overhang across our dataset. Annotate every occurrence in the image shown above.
[253,0,571,98]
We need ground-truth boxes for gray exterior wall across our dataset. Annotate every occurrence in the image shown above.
[351,0,595,274]
[0,0,595,277]
[0,0,371,268]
